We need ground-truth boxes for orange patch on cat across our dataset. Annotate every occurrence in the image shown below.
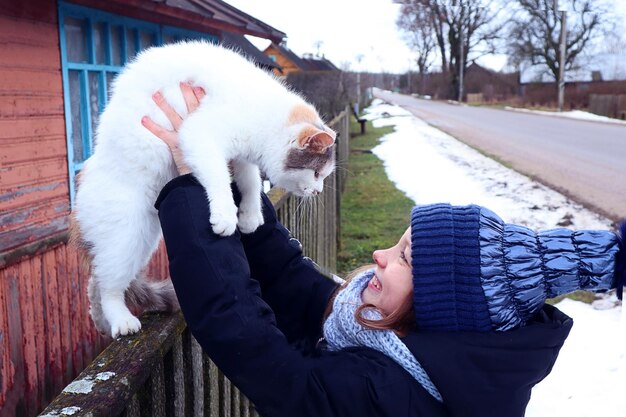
[296,125,322,147]
[288,104,318,125]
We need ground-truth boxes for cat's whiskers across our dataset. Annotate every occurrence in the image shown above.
[295,196,307,220]
[333,165,353,176]
[309,195,321,219]
[316,195,325,211]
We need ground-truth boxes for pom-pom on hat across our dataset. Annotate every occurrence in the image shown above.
[410,203,623,332]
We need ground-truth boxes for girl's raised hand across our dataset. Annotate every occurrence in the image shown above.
[141,82,206,175]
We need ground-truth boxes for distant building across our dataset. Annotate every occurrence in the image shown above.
[463,62,520,101]
[301,53,340,72]
[263,42,338,76]
[221,32,281,73]
[520,53,626,83]
[519,54,626,113]
[410,62,520,101]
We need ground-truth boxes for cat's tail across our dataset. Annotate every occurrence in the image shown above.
[87,274,180,336]
[125,275,180,314]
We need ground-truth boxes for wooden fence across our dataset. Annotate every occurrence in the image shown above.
[589,94,626,120]
[36,108,350,417]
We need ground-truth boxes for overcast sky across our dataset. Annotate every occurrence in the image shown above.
[228,0,626,74]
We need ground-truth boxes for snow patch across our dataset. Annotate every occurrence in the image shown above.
[95,371,115,381]
[504,106,626,125]
[62,371,116,395]
[525,300,625,417]
[40,407,82,417]
[63,378,95,395]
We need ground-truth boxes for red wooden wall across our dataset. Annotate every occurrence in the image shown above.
[0,0,69,258]
[0,242,169,416]
[0,1,171,415]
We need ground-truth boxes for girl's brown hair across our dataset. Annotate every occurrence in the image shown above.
[324,265,416,337]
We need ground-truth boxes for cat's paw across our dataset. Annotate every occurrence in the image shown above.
[237,208,265,234]
[109,312,142,338]
[210,206,238,236]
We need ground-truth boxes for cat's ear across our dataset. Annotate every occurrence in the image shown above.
[300,131,335,153]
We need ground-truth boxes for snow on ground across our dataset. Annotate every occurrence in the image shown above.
[504,106,626,125]
[365,99,612,230]
[525,298,625,417]
[364,99,625,417]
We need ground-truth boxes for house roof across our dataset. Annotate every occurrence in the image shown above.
[220,32,281,71]
[88,0,285,42]
[266,42,310,70]
[302,56,339,71]
[466,62,520,88]
[162,0,286,42]
[264,43,339,72]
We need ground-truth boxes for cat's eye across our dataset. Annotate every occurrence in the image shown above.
[314,170,320,179]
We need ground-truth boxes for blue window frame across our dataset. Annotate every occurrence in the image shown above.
[58,1,218,202]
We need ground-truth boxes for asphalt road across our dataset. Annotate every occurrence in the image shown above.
[375,90,626,222]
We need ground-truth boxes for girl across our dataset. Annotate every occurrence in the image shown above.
[144,85,624,417]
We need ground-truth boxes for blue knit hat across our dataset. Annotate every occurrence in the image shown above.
[410,203,625,332]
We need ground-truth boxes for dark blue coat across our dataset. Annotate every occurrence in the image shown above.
[155,175,573,417]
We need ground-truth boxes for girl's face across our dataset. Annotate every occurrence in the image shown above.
[362,227,413,315]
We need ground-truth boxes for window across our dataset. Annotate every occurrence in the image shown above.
[58,1,217,202]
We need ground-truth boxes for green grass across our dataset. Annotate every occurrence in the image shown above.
[337,120,416,277]
[547,290,599,305]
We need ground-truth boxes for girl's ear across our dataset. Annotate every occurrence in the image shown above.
[300,130,335,153]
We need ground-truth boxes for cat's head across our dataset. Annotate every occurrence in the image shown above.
[273,104,336,197]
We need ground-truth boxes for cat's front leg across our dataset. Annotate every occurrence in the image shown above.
[196,164,239,236]
[232,159,264,233]
[180,125,238,236]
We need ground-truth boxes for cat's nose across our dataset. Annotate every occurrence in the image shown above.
[311,190,320,196]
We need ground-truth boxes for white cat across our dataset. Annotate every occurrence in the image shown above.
[71,40,336,338]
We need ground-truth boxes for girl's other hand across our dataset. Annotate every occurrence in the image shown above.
[142,82,206,175]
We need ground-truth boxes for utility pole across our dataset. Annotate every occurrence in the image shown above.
[407,58,412,94]
[355,54,364,115]
[558,10,567,111]
[554,0,567,111]
[458,28,464,102]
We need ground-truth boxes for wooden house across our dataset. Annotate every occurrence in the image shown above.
[408,62,520,101]
[263,42,338,76]
[463,62,520,101]
[0,1,284,415]
[263,42,308,76]
[301,54,340,72]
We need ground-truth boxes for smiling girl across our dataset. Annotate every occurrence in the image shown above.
[146,86,625,417]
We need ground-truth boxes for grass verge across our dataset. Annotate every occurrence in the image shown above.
[337,119,415,277]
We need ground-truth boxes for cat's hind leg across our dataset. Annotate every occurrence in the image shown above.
[231,159,264,233]
[87,200,162,338]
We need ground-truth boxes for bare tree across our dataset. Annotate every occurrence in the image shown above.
[397,3,436,94]
[507,0,606,82]
[396,0,506,99]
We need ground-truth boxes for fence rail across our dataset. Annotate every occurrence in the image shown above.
[589,94,626,120]
[37,108,350,417]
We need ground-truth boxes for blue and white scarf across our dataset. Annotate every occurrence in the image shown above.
[322,269,443,402]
